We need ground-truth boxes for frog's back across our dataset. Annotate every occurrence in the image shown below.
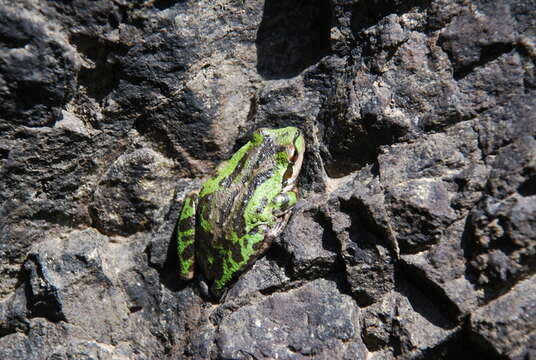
[195,136,285,286]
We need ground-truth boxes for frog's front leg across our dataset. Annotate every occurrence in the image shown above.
[177,192,198,280]
[271,190,298,216]
[268,191,298,238]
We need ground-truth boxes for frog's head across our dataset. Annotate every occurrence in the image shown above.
[253,127,305,191]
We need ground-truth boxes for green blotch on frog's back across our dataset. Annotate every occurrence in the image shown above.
[199,135,262,198]
[211,230,265,295]
[179,196,196,220]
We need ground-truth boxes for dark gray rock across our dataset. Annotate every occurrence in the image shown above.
[280,196,339,277]
[486,136,536,200]
[185,323,218,359]
[470,275,536,359]
[330,203,396,307]
[217,279,367,360]
[0,318,122,360]
[438,0,516,79]
[327,169,397,306]
[89,147,177,236]
[0,127,115,300]
[379,121,484,253]
[400,219,483,320]
[256,0,331,79]
[1,0,535,358]
[225,255,290,300]
[362,281,457,359]
[468,136,536,296]
[146,178,200,276]
[0,4,78,128]
[0,228,200,358]
[0,286,28,337]
[469,193,536,294]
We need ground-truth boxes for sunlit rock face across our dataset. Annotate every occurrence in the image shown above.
[0,0,534,359]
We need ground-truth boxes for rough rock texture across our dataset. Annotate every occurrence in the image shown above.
[0,0,534,359]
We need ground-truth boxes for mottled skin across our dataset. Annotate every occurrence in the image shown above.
[177,127,305,297]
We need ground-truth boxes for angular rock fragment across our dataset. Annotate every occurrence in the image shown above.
[90,147,176,236]
[471,275,536,359]
[217,279,367,359]
[362,282,457,358]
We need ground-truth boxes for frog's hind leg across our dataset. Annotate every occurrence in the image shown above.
[209,225,272,298]
[177,192,198,280]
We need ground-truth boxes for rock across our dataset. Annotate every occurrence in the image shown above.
[328,170,397,306]
[22,230,136,342]
[438,0,516,79]
[0,229,195,358]
[0,4,78,128]
[470,275,536,359]
[458,47,535,158]
[485,136,536,200]
[399,219,483,319]
[280,196,339,277]
[378,121,484,253]
[185,323,218,359]
[362,282,457,358]
[225,255,290,300]
[89,147,177,236]
[146,178,199,274]
[256,0,331,79]
[0,318,128,360]
[0,127,115,300]
[468,137,536,295]
[0,286,28,337]
[217,279,367,359]
[1,0,535,358]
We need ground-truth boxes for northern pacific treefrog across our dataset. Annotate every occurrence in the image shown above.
[177,127,305,297]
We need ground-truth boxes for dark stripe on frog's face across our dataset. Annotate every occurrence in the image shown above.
[228,143,292,236]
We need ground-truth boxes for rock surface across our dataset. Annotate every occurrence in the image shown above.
[0,0,534,358]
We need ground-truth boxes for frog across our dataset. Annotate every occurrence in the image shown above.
[176,127,305,297]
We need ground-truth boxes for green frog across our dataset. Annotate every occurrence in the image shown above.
[177,127,305,297]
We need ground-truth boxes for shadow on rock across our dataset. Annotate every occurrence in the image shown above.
[256,0,331,79]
